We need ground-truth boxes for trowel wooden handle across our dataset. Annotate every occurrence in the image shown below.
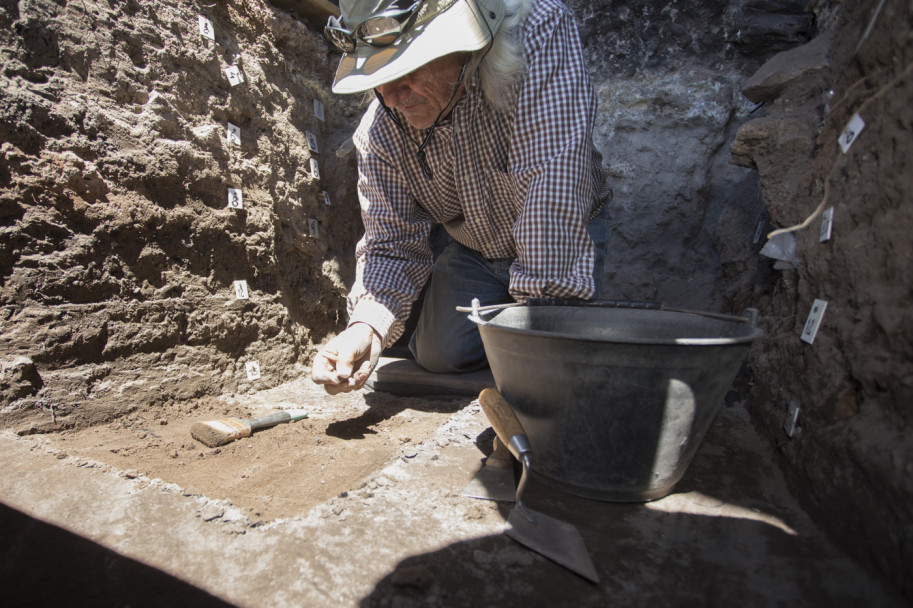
[479,388,526,450]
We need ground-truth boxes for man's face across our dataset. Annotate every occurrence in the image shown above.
[375,53,466,129]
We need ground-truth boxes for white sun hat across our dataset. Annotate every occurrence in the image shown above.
[329,0,506,94]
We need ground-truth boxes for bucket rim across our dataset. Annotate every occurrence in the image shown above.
[470,306,765,347]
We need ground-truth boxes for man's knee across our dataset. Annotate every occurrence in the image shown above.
[412,325,487,373]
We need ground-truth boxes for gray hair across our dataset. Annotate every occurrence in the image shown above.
[474,0,530,112]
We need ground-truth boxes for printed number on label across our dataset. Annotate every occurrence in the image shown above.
[753,220,765,245]
[227,188,243,209]
[310,158,320,181]
[784,401,800,438]
[233,280,249,300]
[198,15,215,40]
[308,219,319,238]
[322,191,332,206]
[801,299,827,344]
[227,123,241,146]
[245,361,261,381]
[306,131,319,154]
[819,207,834,242]
[838,114,864,154]
[225,66,245,87]
[314,99,325,121]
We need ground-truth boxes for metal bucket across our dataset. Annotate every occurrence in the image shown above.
[469,302,763,502]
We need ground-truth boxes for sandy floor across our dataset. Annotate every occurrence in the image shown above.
[0,378,904,607]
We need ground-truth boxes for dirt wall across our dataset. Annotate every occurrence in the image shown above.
[0,0,364,430]
[730,0,913,598]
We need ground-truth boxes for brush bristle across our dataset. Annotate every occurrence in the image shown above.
[190,418,249,447]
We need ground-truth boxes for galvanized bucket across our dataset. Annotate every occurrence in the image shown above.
[468,300,763,502]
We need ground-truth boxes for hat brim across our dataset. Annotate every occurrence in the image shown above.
[332,0,502,94]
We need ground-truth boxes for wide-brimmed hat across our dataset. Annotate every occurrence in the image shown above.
[330,0,506,94]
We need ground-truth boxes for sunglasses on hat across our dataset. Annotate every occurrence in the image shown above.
[324,0,425,53]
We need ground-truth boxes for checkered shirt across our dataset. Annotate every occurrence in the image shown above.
[347,0,612,346]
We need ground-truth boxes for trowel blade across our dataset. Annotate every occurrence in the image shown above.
[460,463,516,502]
[506,505,599,584]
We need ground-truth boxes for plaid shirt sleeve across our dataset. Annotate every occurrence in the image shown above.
[506,0,608,300]
[346,102,434,346]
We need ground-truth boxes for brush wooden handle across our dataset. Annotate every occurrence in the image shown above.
[479,388,526,458]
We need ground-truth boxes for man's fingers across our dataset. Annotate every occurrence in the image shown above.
[350,358,374,389]
[310,349,341,385]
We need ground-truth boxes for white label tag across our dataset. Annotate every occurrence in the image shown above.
[310,158,320,181]
[314,99,325,121]
[306,131,319,153]
[753,220,765,245]
[233,280,249,300]
[819,207,834,242]
[245,361,261,381]
[838,113,864,153]
[322,191,332,206]
[225,66,245,87]
[784,401,800,437]
[801,299,827,344]
[227,122,241,146]
[308,218,319,238]
[227,188,243,209]
[198,15,215,40]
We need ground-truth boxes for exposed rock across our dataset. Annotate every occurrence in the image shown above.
[742,30,833,102]
[725,0,817,57]
[0,356,43,402]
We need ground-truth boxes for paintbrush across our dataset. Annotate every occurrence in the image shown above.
[190,409,308,447]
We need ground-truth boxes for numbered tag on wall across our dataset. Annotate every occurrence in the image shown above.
[308,218,319,238]
[314,99,325,122]
[225,66,245,87]
[245,361,261,381]
[310,158,320,181]
[322,191,332,206]
[819,207,834,242]
[784,401,800,438]
[801,299,827,344]
[233,280,249,300]
[227,122,241,146]
[227,187,243,209]
[306,131,319,154]
[198,15,215,40]
[838,113,864,153]
[753,220,765,245]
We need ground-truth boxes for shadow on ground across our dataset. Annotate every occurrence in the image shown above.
[359,408,905,607]
[0,502,231,608]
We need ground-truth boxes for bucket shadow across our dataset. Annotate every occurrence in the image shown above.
[0,501,231,608]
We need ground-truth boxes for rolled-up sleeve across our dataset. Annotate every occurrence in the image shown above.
[507,3,606,300]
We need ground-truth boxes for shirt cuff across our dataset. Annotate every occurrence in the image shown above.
[348,299,397,345]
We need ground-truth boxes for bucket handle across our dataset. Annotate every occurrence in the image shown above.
[458,298,759,328]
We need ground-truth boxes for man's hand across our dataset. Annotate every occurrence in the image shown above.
[311,323,383,394]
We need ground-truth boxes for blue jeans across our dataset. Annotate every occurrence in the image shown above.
[409,206,612,373]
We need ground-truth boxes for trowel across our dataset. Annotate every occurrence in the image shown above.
[477,388,599,584]
[461,435,517,502]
